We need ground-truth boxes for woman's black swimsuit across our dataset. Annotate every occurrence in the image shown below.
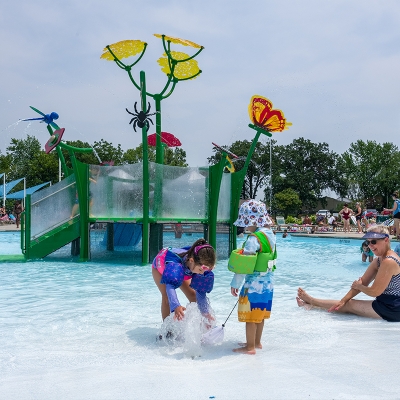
[372,255,400,322]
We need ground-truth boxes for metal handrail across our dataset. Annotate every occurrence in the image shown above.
[31,181,76,206]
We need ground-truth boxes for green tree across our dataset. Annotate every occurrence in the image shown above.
[272,138,347,210]
[62,140,98,167]
[340,140,400,208]
[208,139,276,199]
[93,139,123,165]
[273,188,302,218]
[5,135,59,188]
[122,144,187,166]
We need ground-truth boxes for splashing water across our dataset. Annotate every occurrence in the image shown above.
[158,303,216,358]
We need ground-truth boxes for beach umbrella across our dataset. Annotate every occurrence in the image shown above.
[201,300,238,345]
[147,132,181,147]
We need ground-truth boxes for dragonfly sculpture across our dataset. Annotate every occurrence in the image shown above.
[21,106,60,130]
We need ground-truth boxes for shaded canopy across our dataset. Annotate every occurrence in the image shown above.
[6,182,51,199]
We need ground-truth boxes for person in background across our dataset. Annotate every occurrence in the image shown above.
[354,202,363,234]
[395,243,400,258]
[360,240,374,263]
[174,223,183,239]
[282,229,288,238]
[13,200,24,229]
[0,206,5,217]
[361,208,368,230]
[339,203,353,233]
[303,215,312,225]
[383,191,400,240]
[328,215,338,231]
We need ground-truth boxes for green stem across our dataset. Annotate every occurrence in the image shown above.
[140,71,150,264]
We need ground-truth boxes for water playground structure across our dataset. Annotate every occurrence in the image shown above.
[19,34,291,264]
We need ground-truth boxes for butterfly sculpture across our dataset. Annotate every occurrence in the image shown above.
[248,95,291,133]
[22,106,60,130]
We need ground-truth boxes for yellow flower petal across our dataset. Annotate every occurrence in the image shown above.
[157,51,200,80]
[154,34,202,49]
[101,40,146,61]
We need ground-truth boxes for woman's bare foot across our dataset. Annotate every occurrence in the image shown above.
[238,342,262,349]
[297,288,313,304]
[297,288,314,309]
[296,296,313,310]
[233,346,256,355]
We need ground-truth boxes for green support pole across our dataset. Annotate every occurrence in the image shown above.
[71,158,90,261]
[208,158,227,250]
[140,71,150,264]
[24,195,31,259]
[46,125,70,178]
[229,127,271,253]
[154,95,163,165]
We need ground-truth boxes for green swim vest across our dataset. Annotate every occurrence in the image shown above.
[228,231,277,274]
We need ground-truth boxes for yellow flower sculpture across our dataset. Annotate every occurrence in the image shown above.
[100,40,146,61]
[157,51,200,80]
[154,34,203,49]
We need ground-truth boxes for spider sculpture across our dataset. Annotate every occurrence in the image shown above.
[126,102,157,132]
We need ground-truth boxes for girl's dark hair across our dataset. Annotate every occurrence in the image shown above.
[362,240,369,247]
[392,191,399,198]
[178,238,216,269]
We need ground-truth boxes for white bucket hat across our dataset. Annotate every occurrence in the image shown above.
[234,199,273,227]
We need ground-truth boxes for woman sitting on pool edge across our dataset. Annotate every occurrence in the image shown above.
[296,224,400,322]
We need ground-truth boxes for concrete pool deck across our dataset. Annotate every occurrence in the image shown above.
[1,223,399,242]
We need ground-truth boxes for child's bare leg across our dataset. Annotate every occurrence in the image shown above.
[255,320,264,349]
[362,254,367,262]
[233,322,256,355]
[152,268,170,320]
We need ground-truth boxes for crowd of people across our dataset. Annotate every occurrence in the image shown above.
[0,200,24,228]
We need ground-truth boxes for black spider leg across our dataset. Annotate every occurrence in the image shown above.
[134,102,139,114]
[145,102,151,114]
[147,117,154,126]
[126,108,136,116]
[133,119,138,132]
[129,118,135,125]
[145,120,150,132]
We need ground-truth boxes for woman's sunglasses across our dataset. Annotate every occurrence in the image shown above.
[366,238,384,245]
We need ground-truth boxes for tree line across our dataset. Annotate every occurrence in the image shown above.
[1,135,399,216]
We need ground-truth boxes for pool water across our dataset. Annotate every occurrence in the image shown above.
[1,232,400,399]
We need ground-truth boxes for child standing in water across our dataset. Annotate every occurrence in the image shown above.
[229,200,277,355]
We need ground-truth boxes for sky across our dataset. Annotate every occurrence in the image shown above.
[1,0,400,168]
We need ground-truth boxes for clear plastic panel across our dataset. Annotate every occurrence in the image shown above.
[90,164,144,219]
[30,174,77,239]
[156,163,209,219]
[217,172,231,221]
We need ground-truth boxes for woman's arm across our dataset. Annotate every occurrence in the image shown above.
[328,260,379,311]
[351,258,398,297]
[384,202,396,213]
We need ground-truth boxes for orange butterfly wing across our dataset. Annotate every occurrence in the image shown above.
[248,95,291,132]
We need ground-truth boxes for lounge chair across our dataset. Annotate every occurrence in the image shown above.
[275,216,289,231]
